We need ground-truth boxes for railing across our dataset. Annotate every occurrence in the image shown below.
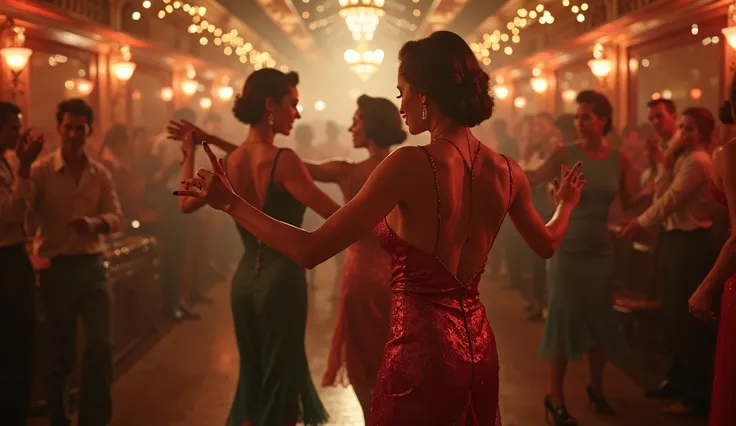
[36,0,111,25]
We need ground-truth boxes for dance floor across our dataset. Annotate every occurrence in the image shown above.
[27,261,706,426]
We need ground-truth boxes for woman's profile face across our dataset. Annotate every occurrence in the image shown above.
[269,86,301,136]
[679,115,701,149]
[349,109,368,148]
[397,72,426,135]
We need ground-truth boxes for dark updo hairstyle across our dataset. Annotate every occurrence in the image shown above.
[398,31,494,128]
[232,68,299,125]
[575,90,613,135]
[719,71,736,125]
[682,107,716,145]
[356,95,407,147]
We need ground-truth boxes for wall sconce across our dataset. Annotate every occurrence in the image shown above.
[530,76,548,93]
[217,85,234,101]
[0,18,33,101]
[199,97,212,110]
[723,24,736,50]
[112,61,136,81]
[513,96,527,109]
[588,58,612,78]
[160,87,174,102]
[494,85,509,100]
[64,77,94,97]
[182,79,198,96]
[561,89,577,103]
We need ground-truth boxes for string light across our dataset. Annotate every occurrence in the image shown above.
[138,0,280,70]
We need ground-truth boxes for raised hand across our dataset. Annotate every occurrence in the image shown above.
[16,131,44,169]
[167,119,203,143]
[551,161,584,208]
[174,142,238,212]
[689,287,717,323]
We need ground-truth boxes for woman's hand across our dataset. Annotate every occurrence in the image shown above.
[168,119,204,142]
[551,161,585,208]
[689,286,717,322]
[174,142,239,212]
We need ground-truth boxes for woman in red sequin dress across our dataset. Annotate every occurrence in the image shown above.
[177,31,585,425]
[688,94,736,425]
[306,95,406,422]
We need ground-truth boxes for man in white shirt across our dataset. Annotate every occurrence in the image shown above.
[0,102,43,426]
[14,99,123,426]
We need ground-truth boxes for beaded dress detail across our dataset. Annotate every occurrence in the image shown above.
[371,143,512,426]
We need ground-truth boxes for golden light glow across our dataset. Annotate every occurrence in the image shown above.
[182,80,199,96]
[513,96,527,109]
[690,88,703,100]
[494,85,509,100]
[160,87,174,101]
[338,0,386,41]
[562,89,577,103]
[588,58,612,77]
[314,100,326,111]
[199,97,212,110]
[0,47,32,73]
[722,25,736,50]
[73,78,94,96]
[344,48,385,81]
[530,77,548,93]
[111,61,136,81]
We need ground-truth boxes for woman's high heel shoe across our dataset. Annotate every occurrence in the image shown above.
[586,386,615,415]
[544,395,579,425]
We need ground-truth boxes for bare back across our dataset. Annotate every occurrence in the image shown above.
[385,136,513,284]
[225,143,281,209]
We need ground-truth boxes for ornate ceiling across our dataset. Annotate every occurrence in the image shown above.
[219,0,493,64]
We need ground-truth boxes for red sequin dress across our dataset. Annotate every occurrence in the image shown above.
[322,173,392,387]
[709,183,735,426]
[370,146,511,426]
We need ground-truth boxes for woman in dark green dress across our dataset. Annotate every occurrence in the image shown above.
[177,69,339,426]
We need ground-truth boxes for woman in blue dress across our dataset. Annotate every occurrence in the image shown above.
[527,90,643,425]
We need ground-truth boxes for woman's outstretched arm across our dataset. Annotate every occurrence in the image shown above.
[177,143,411,269]
[508,159,583,258]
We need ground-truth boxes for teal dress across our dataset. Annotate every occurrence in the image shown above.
[539,144,628,360]
[227,149,328,426]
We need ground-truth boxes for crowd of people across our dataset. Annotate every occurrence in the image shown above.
[0,29,733,426]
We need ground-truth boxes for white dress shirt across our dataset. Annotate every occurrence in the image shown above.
[13,149,123,258]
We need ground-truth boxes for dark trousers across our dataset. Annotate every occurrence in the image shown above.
[39,255,113,426]
[659,228,718,410]
[0,244,36,426]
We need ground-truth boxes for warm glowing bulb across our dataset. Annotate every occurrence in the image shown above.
[217,86,234,101]
[530,77,548,93]
[132,11,141,20]
[111,61,136,81]
[314,100,326,111]
[0,47,32,73]
[74,78,94,96]
[143,0,151,8]
[588,58,612,78]
[494,85,509,100]
[160,87,174,101]
[513,96,527,109]
[562,89,577,102]
[722,26,736,50]
[690,88,702,100]
[199,97,212,110]
[181,80,198,96]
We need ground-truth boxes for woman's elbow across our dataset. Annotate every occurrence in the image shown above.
[294,239,324,270]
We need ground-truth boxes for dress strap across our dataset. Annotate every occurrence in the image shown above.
[418,146,441,255]
[502,154,514,209]
[269,148,285,185]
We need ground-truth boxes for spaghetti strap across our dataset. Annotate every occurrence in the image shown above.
[418,146,441,255]
[269,148,285,185]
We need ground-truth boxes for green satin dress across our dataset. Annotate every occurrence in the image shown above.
[227,149,328,426]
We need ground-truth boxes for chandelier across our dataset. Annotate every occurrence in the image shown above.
[338,0,385,41]
[344,48,384,81]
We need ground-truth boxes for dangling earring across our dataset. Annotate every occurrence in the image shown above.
[421,104,427,120]
[268,113,274,126]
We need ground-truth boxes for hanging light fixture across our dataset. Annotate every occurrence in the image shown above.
[344,48,384,81]
[0,19,32,101]
[111,45,136,81]
[338,0,385,41]
[494,85,509,100]
[530,76,548,93]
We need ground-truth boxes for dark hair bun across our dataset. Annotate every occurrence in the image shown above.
[356,94,407,147]
[233,69,299,125]
[399,31,494,128]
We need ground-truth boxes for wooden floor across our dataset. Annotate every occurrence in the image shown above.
[27,260,707,426]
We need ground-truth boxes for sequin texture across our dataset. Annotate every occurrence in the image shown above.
[369,147,511,426]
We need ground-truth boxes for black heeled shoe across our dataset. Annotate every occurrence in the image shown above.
[586,386,615,415]
[544,395,578,425]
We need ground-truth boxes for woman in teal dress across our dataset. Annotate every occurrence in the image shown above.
[527,91,643,425]
[176,69,339,426]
